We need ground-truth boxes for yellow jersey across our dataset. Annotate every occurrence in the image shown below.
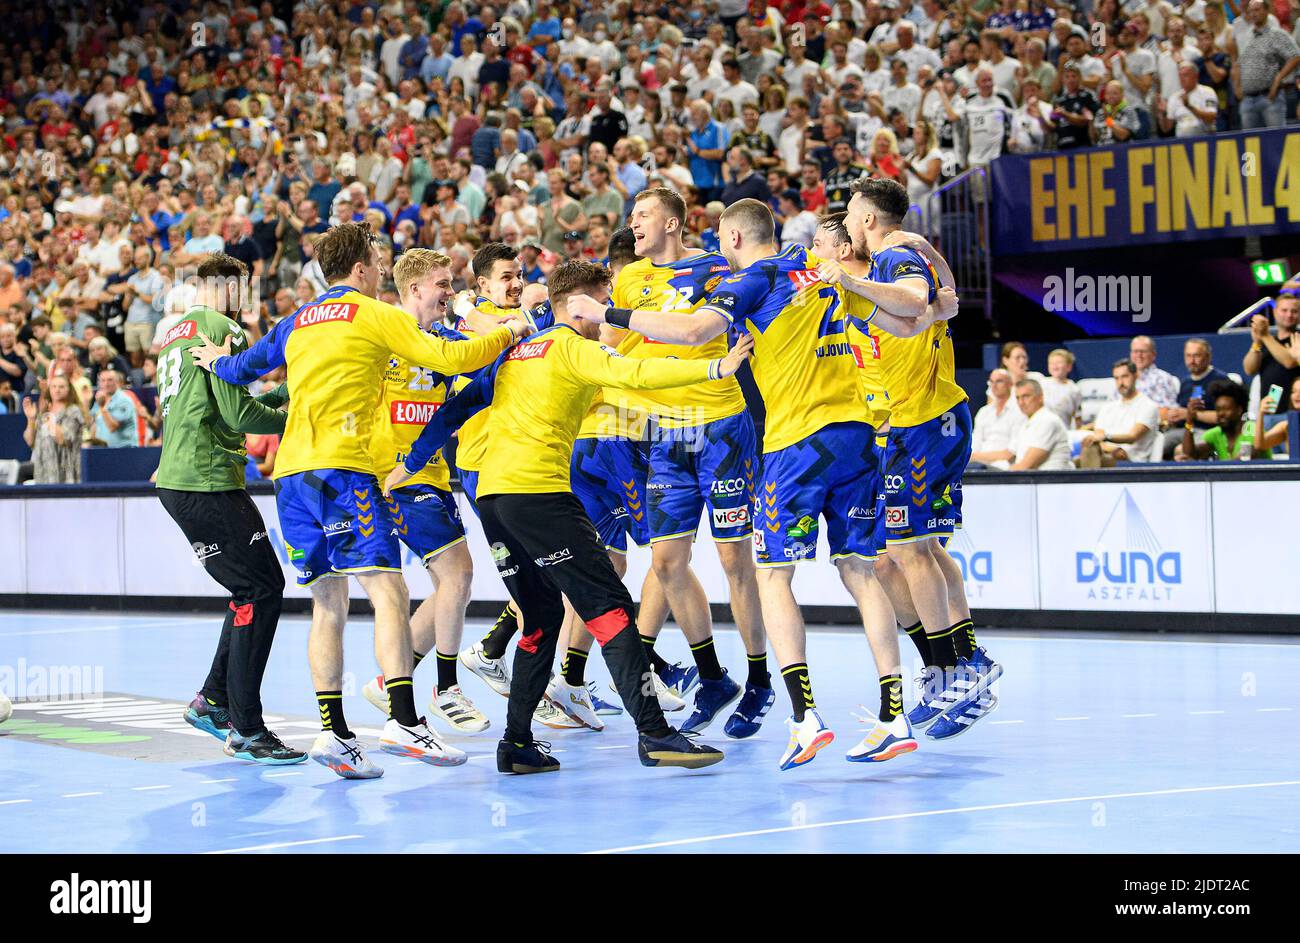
[403,325,723,496]
[843,291,892,429]
[700,245,866,453]
[211,285,514,479]
[369,323,470,490]
[610,253,747,429]
[576,330,650,440]
[864,246,966,428]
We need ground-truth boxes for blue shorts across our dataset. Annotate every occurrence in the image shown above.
[882,401,972,545]
[383,484,466,563]
[647,411,758,543]
[274,469,402,586]
[459,468,480,514]
[754,421,882,566]
[570,437,651,553]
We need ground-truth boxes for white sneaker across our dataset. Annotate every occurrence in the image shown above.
[778,710,835,771]
[379,718,468,766]
[309,731,384,779]
[459,642,511,698]
[845,711,918,763]
[430,685,490,734]
[534,695,584,728]
[546,675,604,731]
[362,674,388,714]
[611,670,685,713]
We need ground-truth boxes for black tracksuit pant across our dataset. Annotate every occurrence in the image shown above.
[158,488,285,735]
[477,491,673,744]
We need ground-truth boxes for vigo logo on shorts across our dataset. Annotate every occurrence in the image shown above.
[712,505,750,529]
[885,506,909,529]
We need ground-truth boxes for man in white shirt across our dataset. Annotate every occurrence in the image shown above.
[1063,31,1107,91]
[1010,379,1073,470]
[970,368,1027,469]
[716,58,760,114]
[964,68,1014,168]
[1158,62,1218,136]
[978,30,1022,101]
[1079,359,1163,466]
[895,22,942,82]
[1156,16,1202,100]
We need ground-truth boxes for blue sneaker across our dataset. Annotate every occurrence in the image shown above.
[184,694,231,741]
[906,667,948,729]
[968,646,1003,690]
[723,683,775,739]
[588,683,624,716]
[926,690,999,740]
[224,729,308,765]
[908,661,982,729]
[680,670,742,734]
[658,662,700,699]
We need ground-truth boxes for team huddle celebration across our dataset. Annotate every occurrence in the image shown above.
[166,174,997,780]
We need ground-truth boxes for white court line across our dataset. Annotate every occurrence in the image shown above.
[1258,707,1293,712]
[1055,716,1090,721]
[197,778,238,785]
[61,792,103,798]
[0,620,201,638]
[131,785,172,792]
[594,744,630,750]
[0,799,33,806]
[262,771,303,778]
[988,719,1023,725]
[587,779,1300,854]
[204,834,364,855]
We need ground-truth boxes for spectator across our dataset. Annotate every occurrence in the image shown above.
[1052,63,1100,150]
[1243,290,1300,431]
[1253,375,1300,456]
[1129,334,1180,415]
[1108,21,1158,120]
[581,161,624,229]
[1158,62,1219,135]
[1010,378,1074,470]
[1233,0,1300,129]
[1091,80,1143,144]
[22,373,87,484]
[0,323,24,394]
[971,369,1027,469]
[1167,337,1231,457]
[776,189,819,250]
[686,100,727,204]
[1079,359,1163,466]
[86,337,131,391]
[1041,348,1083,428]
[721,147,771,206]
[90,370,140,449]
[1183,380,1268,461]
[123,247,164,370]
[1000,341,1045,386]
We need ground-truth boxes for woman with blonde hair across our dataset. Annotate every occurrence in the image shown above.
[904,118,944,234]
[868,128,907,185]
[22,372,88,483]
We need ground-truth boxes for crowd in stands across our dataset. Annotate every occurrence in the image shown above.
[969,287,1300,470]
[0,0,1297,484]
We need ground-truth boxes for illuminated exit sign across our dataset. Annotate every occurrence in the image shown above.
[1252,259,1291,286]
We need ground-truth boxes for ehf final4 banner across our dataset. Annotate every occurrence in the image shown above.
[988,128,1300,255]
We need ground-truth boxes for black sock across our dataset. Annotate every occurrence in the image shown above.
[954,619,977,659]
[781,663,816,722]
[689,636,724,681]
[316,691,351,739]
[385,677,420,727]
[412,650,426,670]
[927,624,960,669]
[481,604,518,660]
[640,634,669,673]
[562,647,588,686]
[879,674,903,722]
[746,652,771,689]
[435,652,458,693]
[902,621,930,664]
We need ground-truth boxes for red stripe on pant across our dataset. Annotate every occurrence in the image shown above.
[519,629,543,653]
[230,602,254,627]
[586,608,630,645]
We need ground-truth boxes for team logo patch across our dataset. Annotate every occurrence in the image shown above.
[712,506,750,529]
[507,339,553,361]
[160,320,197,348]
[709,265,729,273]
[534,548,572,566]
[752,529,765,551]
[390,400,440,424]
[885,506,909,529]
[848,505,876,520]
[788,269,822,289]
[296,302,360,328]
[704,275,724,293]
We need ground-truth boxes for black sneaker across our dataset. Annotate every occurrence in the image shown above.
[224,729,308,765]
[638,729,725,769]
[496,738,560,774]
[183,694,232,741]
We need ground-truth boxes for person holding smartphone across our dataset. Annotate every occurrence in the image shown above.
[1243,290,1300,435]
[1253,376,1300,457]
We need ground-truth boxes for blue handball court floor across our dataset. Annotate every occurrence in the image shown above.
[1,610,1297,854]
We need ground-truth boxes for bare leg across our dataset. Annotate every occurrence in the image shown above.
[649,536,712,644]
[356,571,413,682]
[308,575,350,692]
[753,566,805,668]
[429,541,474,656]
[836,557,901,680]
[716,538,766,658]
[874,553,918,626]
[933,542,972,625]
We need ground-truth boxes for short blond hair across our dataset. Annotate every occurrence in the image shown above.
[393,248,452,298]
[1048,347,1075,366]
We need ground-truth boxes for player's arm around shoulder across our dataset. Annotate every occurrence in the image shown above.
[206,315,288,436]
[373,297,525,375]
[568,329,753,390]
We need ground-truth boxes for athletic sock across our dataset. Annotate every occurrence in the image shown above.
[879,674,903,722]
[316,691,352,739]
[689,636,724,681]
[746,652,771,689]
[435,651,458,693]
[954,619,977,659]
[781,663,816,722]
[385,677,420,727]
[412,650,426,670]
[901,621,931,664]
[481,604,517,660]
[926,624,961,669]
[640,634,669,673]
[561,647,588,687]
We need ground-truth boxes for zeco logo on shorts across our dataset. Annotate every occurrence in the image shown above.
[884,475,905,491]
[390,400,439,424]
[885,506,909,529]
[507,339,553,361]
[788,269,822,289]
[296,302,360,328]
[710,477,746,496]
[160,319,197,348]
[712,506,750,529]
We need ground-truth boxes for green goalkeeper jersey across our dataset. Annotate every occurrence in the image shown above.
[155,306,289,492]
